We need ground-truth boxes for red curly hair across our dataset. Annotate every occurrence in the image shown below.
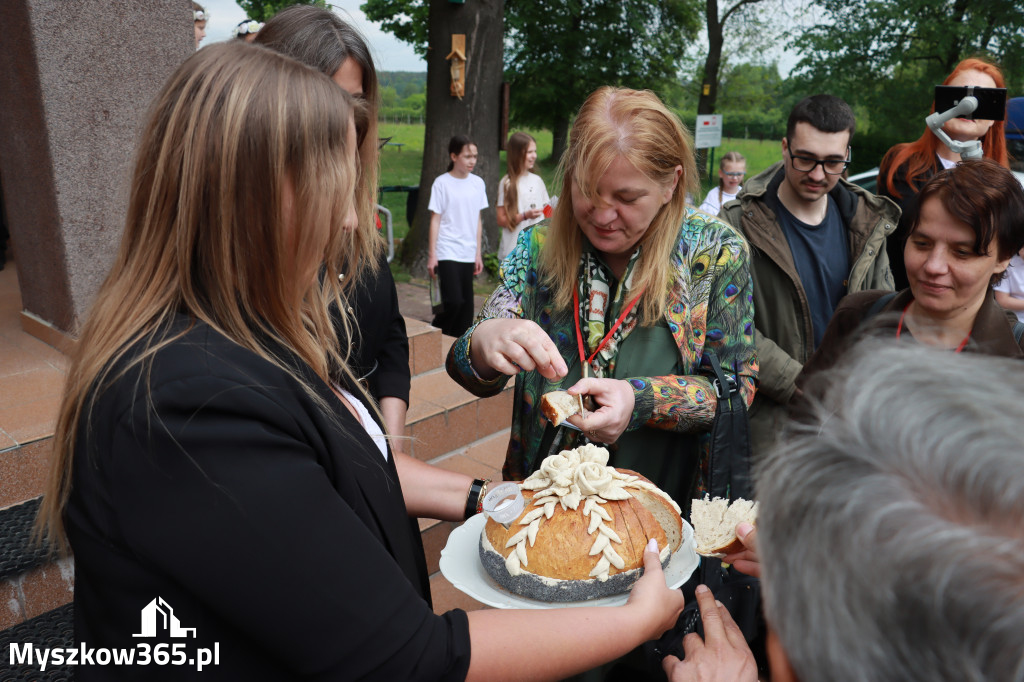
[880,58,1009,200]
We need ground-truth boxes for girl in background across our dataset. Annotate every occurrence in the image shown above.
[497,132,550,260]
[193,2,207,49]
[698,151,745,216]
[427,135,487,337]
[878,58,1009,289]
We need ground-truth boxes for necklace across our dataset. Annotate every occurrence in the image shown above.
[896,303,970,352]
[572,286,644,377]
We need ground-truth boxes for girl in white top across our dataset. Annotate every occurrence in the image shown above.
[698,151,746,216]
[497,132,551,260]
[427,135,488,337]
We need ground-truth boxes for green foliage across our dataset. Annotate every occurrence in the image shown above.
[482,252,502,280]
[378,72,427,122]
[361,0,429,56]
[504,0,702,133]
[236,0,325,22]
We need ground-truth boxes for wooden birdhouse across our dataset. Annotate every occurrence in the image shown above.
[446,34,467,99]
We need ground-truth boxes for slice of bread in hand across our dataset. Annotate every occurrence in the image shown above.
[691,495,758,557]
[540,390,581,427]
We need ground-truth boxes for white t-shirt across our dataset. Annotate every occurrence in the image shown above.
[699,186,741,216]
[428,171,488,262]
[497,172,550,259]
[994,254,1024,322]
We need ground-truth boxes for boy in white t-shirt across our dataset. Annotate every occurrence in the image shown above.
[497,132,551,260]
[995,249,1024,322]
[427,135,488,337]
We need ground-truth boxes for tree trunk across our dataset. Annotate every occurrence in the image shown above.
[550,115,570,165]
[400,0,504,274]
[695,0,722,180]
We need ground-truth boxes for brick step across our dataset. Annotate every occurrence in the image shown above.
[405,316,447,376]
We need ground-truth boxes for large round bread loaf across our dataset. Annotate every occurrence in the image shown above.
[479,444,682,602]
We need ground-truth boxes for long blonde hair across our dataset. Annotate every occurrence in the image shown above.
[503,132,536,224]
[39,42,365,551]
[540,87,697,325]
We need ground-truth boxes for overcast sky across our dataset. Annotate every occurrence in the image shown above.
[197,0,427,72]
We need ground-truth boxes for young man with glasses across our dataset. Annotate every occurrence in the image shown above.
[720,94,899,455]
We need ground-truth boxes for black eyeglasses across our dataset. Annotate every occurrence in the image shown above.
[787,146,851,175]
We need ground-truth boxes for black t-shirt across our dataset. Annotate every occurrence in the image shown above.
[777,197,849,348]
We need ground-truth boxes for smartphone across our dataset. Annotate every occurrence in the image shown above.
[934,85,1007,120]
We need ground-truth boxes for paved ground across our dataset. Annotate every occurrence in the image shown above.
[394,279,488,327]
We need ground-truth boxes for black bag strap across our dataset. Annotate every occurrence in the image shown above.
[865,291,898,321]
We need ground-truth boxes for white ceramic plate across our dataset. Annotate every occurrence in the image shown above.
[439,513,699,609]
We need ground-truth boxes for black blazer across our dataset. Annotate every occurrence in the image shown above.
[345,252,411,405]
[66,317,469,680]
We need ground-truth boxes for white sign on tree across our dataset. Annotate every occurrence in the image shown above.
[694,115,722,149]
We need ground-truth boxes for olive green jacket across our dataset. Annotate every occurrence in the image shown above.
[719,162,899,451]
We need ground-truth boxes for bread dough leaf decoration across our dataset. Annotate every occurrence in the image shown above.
[502,444,681,581]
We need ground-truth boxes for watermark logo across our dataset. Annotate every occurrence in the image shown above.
[134,597,196,638]
[8,597,219,672]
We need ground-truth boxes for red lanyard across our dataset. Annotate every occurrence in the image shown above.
[896,303,970,353]
[572,286,645,371]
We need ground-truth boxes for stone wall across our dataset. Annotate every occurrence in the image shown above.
[0,0,193,335]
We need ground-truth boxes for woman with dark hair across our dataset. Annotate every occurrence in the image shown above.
[878,58,1010,289]
[256,6,409,453]
[801,158,1024,382]
[41,42,686,681]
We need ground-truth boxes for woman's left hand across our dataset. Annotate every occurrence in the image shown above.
[565,378,634,444]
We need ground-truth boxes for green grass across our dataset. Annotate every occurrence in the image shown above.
[374,121,783,241]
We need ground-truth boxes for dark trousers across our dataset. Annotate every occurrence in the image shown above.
[432,260,475,337]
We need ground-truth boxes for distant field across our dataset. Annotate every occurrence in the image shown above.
[375,121,782,239]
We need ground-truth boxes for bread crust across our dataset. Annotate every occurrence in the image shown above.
[479,460,683,601]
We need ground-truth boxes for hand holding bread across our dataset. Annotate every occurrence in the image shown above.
[540,378,634,443]
[625,539,687,642]
[691,496,758,558]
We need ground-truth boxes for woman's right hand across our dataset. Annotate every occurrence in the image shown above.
[469,318,568,381]
[720,523,759,578]
[625,539,686,641]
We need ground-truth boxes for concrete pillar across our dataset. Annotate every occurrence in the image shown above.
[0,0,193,341]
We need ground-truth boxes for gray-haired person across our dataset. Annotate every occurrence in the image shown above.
[663,340,1024,681]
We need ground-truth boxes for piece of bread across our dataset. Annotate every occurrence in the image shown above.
[690,495,757,557]
[479,444,683,602]
[539,390,581,427]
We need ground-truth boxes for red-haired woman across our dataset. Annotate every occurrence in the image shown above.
[878,58,1010,289]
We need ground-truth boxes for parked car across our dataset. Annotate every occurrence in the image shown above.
[1007,97,1024,172]
[846,167,878,193]
[847,164,1024,193]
